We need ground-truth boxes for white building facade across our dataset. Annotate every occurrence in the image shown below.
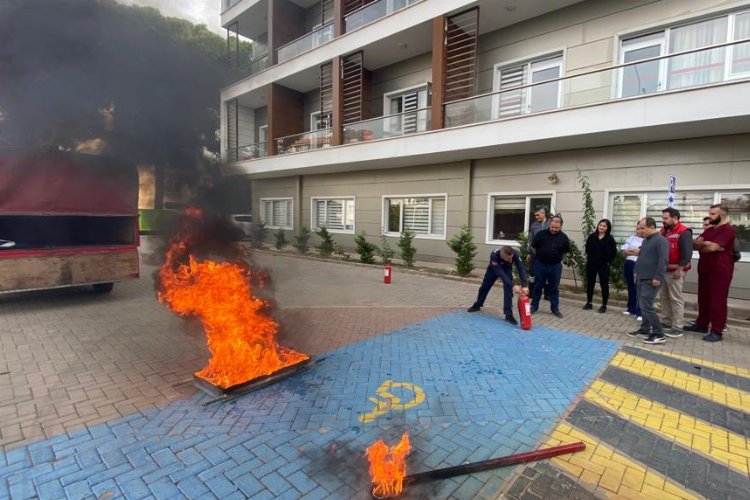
[220,0,750,298]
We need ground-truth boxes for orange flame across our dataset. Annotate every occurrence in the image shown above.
[366,433,411,498]
[158,209,308,388]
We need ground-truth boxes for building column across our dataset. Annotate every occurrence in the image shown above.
[431,15,446,131]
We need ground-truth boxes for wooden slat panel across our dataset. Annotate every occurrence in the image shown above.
[443,7,478,102]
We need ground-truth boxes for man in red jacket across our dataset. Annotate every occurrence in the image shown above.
[659,208,693,337]
[685,204,736,342]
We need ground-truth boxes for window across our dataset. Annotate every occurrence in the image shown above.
[487,193,553,242]
[258,125,268,157]
[607,189,750,259]
[383,195,446,238]
[310,111,332,131]
[618,9,750,96]
[383,85,430,135]
[260,198,293,229]
[312,198,355,233]
[493,54,563,118]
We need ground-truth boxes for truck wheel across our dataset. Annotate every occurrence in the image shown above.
[93,283,114,293]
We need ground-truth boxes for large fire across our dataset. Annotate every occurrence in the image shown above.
[158,208,308,389]
[366,433,411,498]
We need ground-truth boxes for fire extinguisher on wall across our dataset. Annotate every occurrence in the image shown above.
[517,289,532,330]
[384,265,392,284]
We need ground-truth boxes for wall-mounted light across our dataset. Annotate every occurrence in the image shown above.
[547,173,558,184]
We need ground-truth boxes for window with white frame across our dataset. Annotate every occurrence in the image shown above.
[312,198,355,233]
[618,9,750,97]
[383,85,430,135]
[488,194,553,242]
[493,54,563,118]
[260,198,293,229]
[608,189,750,257]
[384,195,446,237]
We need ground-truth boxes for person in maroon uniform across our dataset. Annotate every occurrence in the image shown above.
[685,204,736,342]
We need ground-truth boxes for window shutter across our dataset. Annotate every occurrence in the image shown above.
[327,200,344,230]
[403,198,430,234]
[430,198,445,235]
[402,91,419,134]
[315,200,326,228]
[344,199,355,230]
[610,195,642,242]
[497,65,525,117]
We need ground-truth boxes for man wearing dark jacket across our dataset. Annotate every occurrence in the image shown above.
[468,246,528,325]
[628,217,669,344]
[530,216,570,318]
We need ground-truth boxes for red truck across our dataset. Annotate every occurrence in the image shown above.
[0,148,140,293]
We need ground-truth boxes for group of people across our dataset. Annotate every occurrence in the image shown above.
[468,204,738,344]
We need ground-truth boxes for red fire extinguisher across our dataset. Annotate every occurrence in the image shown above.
[518,291,532,330]
[384,265,392,284]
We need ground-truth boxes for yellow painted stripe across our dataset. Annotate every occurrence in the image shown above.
[543,422,700,499]
[632,348,750,378]
[586,379,750,476]
[611,352,750,413]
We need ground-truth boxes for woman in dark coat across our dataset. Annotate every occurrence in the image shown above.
[583,218,618,313]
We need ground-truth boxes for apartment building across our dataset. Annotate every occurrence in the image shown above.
[220,0,750,298]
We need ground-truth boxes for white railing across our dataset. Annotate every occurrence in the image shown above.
[345,0,422,32]
[342,108,431,143]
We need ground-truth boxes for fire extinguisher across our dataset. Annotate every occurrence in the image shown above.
[384,265,392,284]
[517,291,532,330]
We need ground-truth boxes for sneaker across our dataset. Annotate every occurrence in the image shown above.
[622,311,632,316]
[722,326,728,334]
[683,324,708,333]
[664,329,683,338]
[644,334,666,344]
[552,310,564,319]
[467,305,481,313]
[702,332,723,342]
[598,305,607,313]
[582,303,593,310]
[505,315,518,325]
[0,239,15,248]
[530,306,538,314]
[637,316,643,321]
[627,329,648,337]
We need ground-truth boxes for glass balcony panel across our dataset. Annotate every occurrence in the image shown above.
[225,0,242,9]
[345,0,421,32]
[445,39,750,128]
[276,129,332,155]
[343,108,431,143]
[228,142,267,161]
[277,23,333,63]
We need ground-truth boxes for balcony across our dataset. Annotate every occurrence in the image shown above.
[228,141,268,162]
[276,129,332,155]
[343,108,431,143]
[277,23,334,64]
[446,39,750,128]
[345,0,422,32]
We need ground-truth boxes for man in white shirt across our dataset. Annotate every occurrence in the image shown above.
[621,222,643,320]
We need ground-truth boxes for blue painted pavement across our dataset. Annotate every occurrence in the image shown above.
[0,311,618,499]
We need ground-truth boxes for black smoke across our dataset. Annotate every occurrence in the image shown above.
[0,0,226,168]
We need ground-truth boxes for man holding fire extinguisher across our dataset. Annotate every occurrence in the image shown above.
[468,246,529,325]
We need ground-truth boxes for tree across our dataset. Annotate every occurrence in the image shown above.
[0,0,226,169]
[398,229,417,267]
[273,229,288,250]
[294,227,311,254]
[354,231,378,264]
[447,225,477,276]
[378,234,394,265]
[315,226,335,257]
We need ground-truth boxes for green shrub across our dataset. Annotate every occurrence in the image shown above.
[273,229,288,250]
[294,227,311,254]
[315,226,335,258]
[354,230,378,264]
[249,221,268,248]
[378,233,394,265]
[447,225,477,276]
[398,229,417,267]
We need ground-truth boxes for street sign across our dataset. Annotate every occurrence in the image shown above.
[668,175,676,207]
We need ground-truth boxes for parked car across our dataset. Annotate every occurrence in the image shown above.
[228,214,253,240]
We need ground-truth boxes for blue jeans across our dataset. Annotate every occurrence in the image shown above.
[531,261,561,312]
[624,260,641,315]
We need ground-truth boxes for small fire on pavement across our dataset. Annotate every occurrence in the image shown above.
[158,207,309,392]
[366,433,411,499]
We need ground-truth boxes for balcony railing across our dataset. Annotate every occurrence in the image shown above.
[276,129,332,155]
[445,38,750,128]
[277,23,333,63]
[228,142,268,162]
[342,108,431,143]
[230,53,269,83]
[345,0,422,32]
[224,0,242,10]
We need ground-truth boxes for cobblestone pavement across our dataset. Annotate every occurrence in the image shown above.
[0,251,749,499]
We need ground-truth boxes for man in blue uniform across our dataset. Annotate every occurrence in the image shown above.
[468,246,529,324]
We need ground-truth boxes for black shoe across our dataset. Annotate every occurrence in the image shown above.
[703,332,723,342]
[505,315,518,325]
[683,324,708,333]
[598,305,607,313]
[467,305,481,313]
[582,303,593,310]
[627,329,648,337]
[530,306,538,314]
[552,310,563,319]
[643,334,666,344]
